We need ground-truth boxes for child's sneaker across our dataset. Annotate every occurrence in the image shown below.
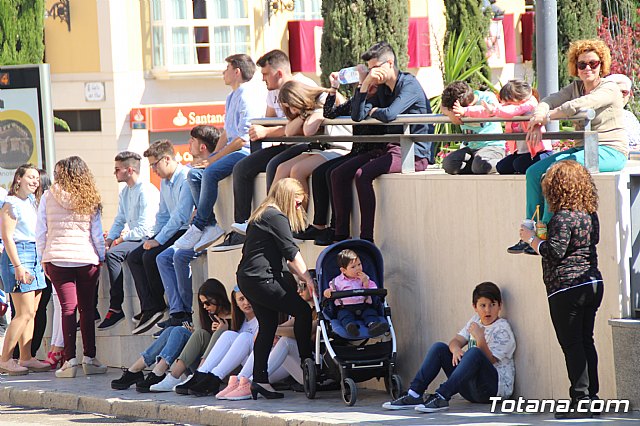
[415,393,449,413]
[367,321,389,336]
[382,393,424,410]
[346,323,359,336]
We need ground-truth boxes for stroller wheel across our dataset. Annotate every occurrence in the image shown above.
[303,358,316,399]
[341,377,357,406]
[385,374,404,399]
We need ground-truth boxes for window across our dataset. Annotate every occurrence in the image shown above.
[150,0,252,72]
[54,110,102,132]
[293,0,321,20]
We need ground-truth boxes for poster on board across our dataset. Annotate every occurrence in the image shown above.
[0,64,55,191]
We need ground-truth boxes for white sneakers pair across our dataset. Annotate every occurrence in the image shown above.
[55,356,107,378]
[174,224,225,252]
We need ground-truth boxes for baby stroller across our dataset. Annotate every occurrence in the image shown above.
[303,239,403,406]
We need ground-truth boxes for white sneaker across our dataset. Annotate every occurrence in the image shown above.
[174,225,203,250]
[194,224,225,252]
[231,222,248,236]
[82,356,107,375]
[56,358,78,378]
[149,373,182,392]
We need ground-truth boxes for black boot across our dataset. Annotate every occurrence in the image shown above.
[175,371,208,395]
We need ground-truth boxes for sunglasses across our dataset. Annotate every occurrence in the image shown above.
[202,299,218,307]
[577,60,601,70]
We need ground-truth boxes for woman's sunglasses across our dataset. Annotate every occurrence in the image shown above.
[577,60,601,70]
[202,299,218,307]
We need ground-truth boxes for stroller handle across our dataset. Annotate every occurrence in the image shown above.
[323,288,387,304]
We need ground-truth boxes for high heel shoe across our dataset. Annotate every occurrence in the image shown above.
[45,351,64,370]
[250,382,284,400]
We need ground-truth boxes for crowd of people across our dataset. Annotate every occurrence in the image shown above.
[0,37,630,418]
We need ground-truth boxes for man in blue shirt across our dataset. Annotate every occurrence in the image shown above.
[174,54,266,252]
[97,152,159,330]
[348,41,434,243]
[129,140,194,335]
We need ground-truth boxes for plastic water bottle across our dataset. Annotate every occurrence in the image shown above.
[337,67,360,85]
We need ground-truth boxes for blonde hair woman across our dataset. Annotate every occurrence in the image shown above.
[36,156,107,378]
[236,178,314,399]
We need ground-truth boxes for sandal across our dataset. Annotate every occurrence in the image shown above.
[45,350,64,370]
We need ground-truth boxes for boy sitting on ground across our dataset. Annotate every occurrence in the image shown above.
[382,281,516,413]
[323,249,389,337]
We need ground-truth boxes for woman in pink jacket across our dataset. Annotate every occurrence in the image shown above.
[36,156,106,378]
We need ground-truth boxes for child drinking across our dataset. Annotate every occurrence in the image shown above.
[382,282,516,413]
[519,160,602,419]
[456,80,553,174]
[323,249,388,337]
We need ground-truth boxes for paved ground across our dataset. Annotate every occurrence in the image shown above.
[0,404,181,425]
[1,368,639,425]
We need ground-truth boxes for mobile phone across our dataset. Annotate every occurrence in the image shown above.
[208,312,219,324]
[182,321,192,329]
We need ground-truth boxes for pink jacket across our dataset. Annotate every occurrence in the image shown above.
[330,273,377,306]
[464,96,552,156]
[39,185,104,265]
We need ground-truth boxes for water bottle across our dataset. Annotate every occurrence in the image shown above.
[337,66,360,85]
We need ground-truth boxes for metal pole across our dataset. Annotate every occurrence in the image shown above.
[536,0,559,132]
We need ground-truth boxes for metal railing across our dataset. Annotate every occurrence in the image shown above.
[251,109,598,174]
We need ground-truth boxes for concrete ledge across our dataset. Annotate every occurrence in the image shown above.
[0,369,638,425]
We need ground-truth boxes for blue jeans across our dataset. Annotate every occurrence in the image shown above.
[156,246,198,315]
[189,151,248,230]
[525,146,627,223]
[141,325,192,366]
[409,342,498,403]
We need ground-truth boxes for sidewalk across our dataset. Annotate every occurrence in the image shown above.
[1,368,639,425]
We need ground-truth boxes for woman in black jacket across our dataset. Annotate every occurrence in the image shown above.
[237,177,314,399]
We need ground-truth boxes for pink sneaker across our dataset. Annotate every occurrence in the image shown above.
[224,376,252,400]
[215,375,240,400]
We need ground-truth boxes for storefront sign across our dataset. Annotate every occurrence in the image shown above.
[147,104,225,132]
[130,108,147,129]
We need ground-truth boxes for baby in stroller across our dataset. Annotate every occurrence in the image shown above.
[323,249,389,337]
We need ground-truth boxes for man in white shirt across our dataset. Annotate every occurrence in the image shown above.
[97,152,159,330]
[214,49,317,251]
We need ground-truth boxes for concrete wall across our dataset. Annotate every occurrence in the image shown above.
[44,167,636,401]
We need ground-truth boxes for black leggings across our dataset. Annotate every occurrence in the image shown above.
[238,272,312,383]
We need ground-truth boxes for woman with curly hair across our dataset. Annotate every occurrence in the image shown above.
[0,164,50,375]
[519,160,602,419]
[509,39,628,255]
[35,156,106,378]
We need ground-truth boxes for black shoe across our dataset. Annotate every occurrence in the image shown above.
[97,310,125,330]
[554,398,593,419]
[314,228,335,246]
[111,369,144,390]
[187,372,221,397]
[346,323,359,336]
[175,371,208,395]
[507,240,528,254]
[132,310,165,335]
[136,372,166,393]
[210,231,245,252]
[157,313,190,329]
[133,312,143,321]
[294,225,325,240]
[368,321,390,336]
[152,329,163,339]
[524,245,539,255]
[250,382,284,400]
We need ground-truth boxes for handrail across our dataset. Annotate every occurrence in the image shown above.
[249,110,599,174]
